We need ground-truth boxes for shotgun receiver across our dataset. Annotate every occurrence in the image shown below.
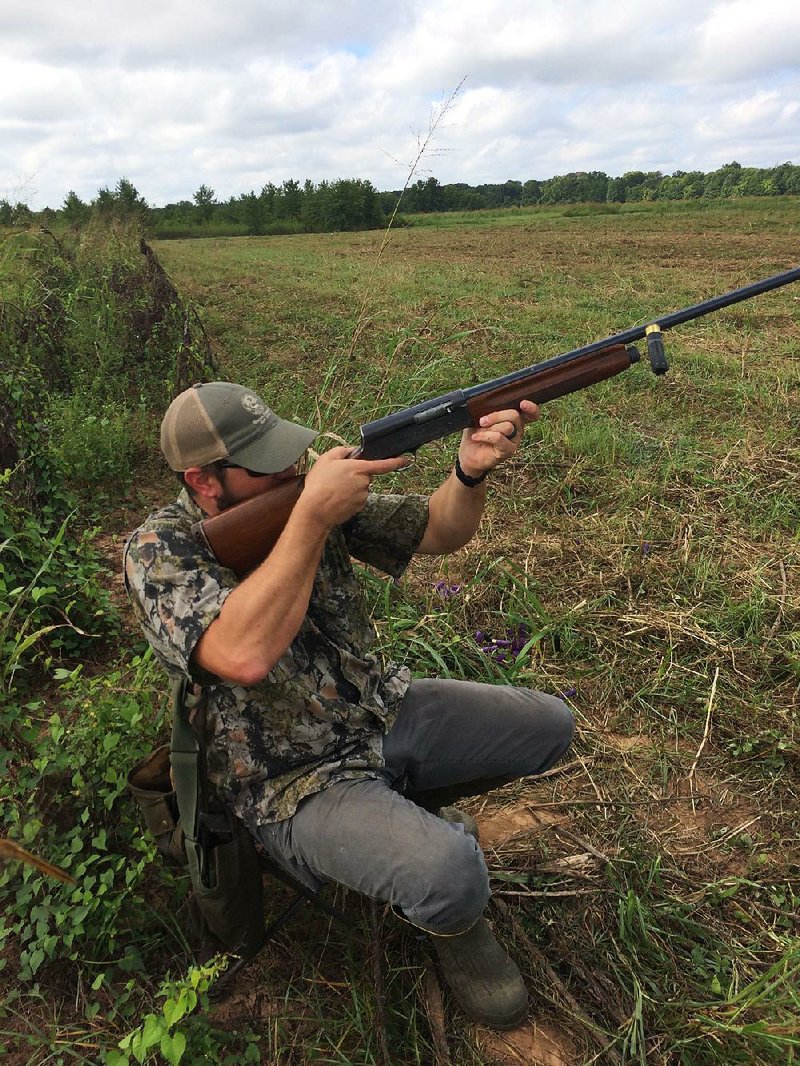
[196,265,800,576]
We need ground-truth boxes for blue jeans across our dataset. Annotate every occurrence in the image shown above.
[251,679,574,935]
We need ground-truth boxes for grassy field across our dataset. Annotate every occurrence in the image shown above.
[153,198,799,1064]
[2,199,798,1065]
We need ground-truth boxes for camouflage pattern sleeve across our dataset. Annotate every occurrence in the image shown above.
[343,493,429,578]
[123,506,235,679]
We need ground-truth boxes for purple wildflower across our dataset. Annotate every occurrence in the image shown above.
[474,622,535,663]
[435,580,462,599]
[561,687,577,699]
[641,542,652,557]
[508,623,531,656]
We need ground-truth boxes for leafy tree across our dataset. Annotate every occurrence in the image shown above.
[114,178,149,216]
[768,162,800,195]
[93,186,116,215]
[581,171,610,202]
[406,177,445,213]
[301,180,326,231]
[317,179,383,231]
[260,182,278,218]
[62,191,90,226]
[10,202,33,225]
[731,170,767,197]
[278,179,303,220]
[522,180,542,205]
[240,191,265,235]
[167,200,196,222]
[440,183,486,211]
[92,178,148,221]
[498,180,523,206]
[541,173,581,204]
[192,184,216,223]
[217,196,244,224]
[607,177,626,202]
[704,162,743,198]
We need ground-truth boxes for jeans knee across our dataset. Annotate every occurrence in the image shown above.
[406,831,489,935]
[546,695,575,754]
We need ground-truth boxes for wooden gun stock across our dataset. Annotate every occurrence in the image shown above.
[193,475,305,579]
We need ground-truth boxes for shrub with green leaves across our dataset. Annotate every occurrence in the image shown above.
[0,473,119,689]
[0,654,164,979]
[46,395,148,494]
[1,222,215,681]
[0,653,265,1063]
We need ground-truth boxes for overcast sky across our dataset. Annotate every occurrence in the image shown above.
[2,0,799,211]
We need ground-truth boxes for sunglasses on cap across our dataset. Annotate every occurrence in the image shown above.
[218,461,267,478]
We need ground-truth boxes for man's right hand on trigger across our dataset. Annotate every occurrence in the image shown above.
[299,447,411,530]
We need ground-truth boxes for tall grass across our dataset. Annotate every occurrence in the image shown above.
[1,200,797,1063]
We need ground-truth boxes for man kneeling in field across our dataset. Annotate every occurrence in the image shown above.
[124,381,573,1029]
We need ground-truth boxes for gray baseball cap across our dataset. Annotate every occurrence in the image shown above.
[160,382,318,473]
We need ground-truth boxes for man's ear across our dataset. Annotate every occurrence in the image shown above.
[183,466,222,502]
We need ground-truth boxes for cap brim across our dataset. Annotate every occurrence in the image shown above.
[227,417,318,473]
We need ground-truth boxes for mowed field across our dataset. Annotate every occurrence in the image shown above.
[154,198,800,1065]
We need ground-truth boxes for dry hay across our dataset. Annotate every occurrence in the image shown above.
[476,1017,581,1065]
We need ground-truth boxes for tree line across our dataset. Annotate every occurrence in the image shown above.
[2,160,798,238]
[396,160,800,212]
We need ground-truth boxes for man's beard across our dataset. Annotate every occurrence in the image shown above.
[214,468,239,512]
[216,486,239,512]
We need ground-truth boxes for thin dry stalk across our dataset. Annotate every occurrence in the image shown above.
[422,966,452,1066]
[687,666,719,810]
[0,838,76,884]
[554,828,612,865]
[345,78,467,364]
[369,901,391,1066]
[504,911,622,1066]
[768,559,788,637]
[493,888,603,898]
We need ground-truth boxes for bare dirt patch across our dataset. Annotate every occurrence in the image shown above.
[478,805,567,851]
[599,731,654,754]
[476,1017,581,1065]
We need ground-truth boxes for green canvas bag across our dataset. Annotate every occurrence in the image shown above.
[127,677,266,962]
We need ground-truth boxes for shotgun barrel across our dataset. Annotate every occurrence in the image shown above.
[357,265,800,460]
[199,264,800,573]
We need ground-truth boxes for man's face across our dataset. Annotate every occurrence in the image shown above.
[214,460,301,512]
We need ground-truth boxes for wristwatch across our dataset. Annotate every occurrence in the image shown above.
[454,455,488,487]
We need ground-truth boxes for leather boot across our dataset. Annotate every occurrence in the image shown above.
[430,917,528,1029]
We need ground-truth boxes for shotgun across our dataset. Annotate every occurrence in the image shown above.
[196,265,800,576]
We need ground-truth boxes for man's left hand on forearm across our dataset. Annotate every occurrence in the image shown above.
[458,400,540,478]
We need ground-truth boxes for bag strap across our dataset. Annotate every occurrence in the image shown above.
[169,675,201,850]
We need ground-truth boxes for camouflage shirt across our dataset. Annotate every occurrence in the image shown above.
[123,488,429,826]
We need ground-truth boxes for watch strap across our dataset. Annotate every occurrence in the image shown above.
[454,455,488,487]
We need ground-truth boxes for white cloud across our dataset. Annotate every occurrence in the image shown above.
[1,0,798,208]
[697,0,800,81]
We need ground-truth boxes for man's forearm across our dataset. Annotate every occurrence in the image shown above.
[193,501,330,684]
[417,465,488,555]
[192,447,411,683]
